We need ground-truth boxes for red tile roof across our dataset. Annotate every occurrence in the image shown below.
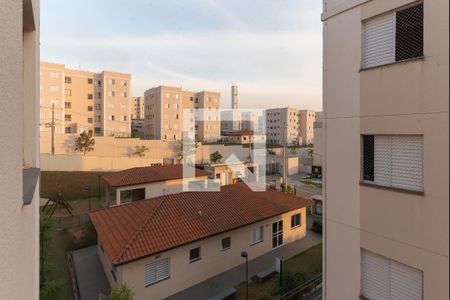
[102,164,209,187]
[89,184,312,265]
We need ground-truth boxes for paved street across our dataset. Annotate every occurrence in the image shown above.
[266,174,322,199]
[166,231,322,300]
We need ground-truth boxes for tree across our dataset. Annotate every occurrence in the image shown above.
[210,151,223,164]
[133,145,149,157]
[176,139,199,164]
[98,283,134,300]
[74,131,95,156]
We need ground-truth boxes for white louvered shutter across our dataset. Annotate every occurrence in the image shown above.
[374,136,392,187]
[361,250,423,300]
[157,258,170,280]
[144,262,158,286]
[363,13,396,68]
[391,136,423,192]
[361,250,390,300]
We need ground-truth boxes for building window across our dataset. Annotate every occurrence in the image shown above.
[65,89,71,96]
[95,116,101,122]
[65,114,71,121]
[87,106,93,111]
[95,127,101,133]
[361,249,423,300]
[97,92,102,98]
[189,247,201,262]
[108,91,115,97]
[95,80,102,87]
[65,76,71,84]
[109,79,116,85]
[65,127,71,133]
[362,3,423,68]
[121,80,127,87]
[291,213,301,228]
[65,102,71,109]
[272,220,283,248]
[50,71,59,78]
[87,78,93,84]
[88,94,93,100]
[111,115,115,121]
[88,118,93,124]
[251,226,264,245]
[144,258,170,286]
[221,237,231,250]
[362,135,423,192]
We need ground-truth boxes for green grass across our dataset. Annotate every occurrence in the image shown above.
[235,244,322,300]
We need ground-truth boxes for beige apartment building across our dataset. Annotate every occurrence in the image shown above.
[144,86,221,142]
[322,1,449,299]
[299,109,316,145]
[40,62,132,137]
[90,184,311,299]
[0,0,40,299]
[132,96,145,120]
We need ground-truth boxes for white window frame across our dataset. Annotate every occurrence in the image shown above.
[250,225,264,245]
[144,258,170,287]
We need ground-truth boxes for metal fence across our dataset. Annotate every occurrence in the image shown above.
[278,274,322,300]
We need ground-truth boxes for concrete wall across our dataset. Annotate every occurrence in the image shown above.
[105,207,307,299]
[0,0,40,299]
[323,0,449,299]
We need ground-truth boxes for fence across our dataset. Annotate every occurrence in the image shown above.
[278,274,322,300]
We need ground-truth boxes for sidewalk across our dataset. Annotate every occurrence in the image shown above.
[165,231,322,300]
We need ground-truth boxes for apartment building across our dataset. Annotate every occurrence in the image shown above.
[299,109,316,145]
[266,107,302,145]
[144,86,221,142]
[1,0,40,299]
[132,96,145,120]
[90,184,311,299]
[40,62,132,137]
[322,1,449,299]
[312,112,323,176]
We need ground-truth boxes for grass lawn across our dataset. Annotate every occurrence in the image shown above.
[235,244,322,300]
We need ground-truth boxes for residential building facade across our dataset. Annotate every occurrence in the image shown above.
[132,96,145,120]
[266,107,302,145]
[144,86,221,142]
[40,62,132,136]
[90,184,311,300]
[0,0,40,299]
[298,109,316,145]
[323,1,449,299]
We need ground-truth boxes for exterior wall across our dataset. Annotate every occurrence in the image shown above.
[0,0,40,299]
[132,96,145,120]
[312,112,323,167]
[40,62,131,136]
[196,91,221,143]
[299,110,316,145]
[267,155,299,176]
[205,163,258,186]
[266,108,301,145]
[116,208,307,299]
[323,1,449,300]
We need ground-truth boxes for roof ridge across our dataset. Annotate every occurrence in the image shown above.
[112,196,167,264]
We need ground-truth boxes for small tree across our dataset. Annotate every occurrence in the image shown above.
[133,145,149,157]
[98,283,134,300]
[176,140,199,164]
[210,151,223,164]
[74,131,95,156]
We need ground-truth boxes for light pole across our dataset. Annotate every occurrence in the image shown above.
[241,251,249,300]
[85,186,91,212]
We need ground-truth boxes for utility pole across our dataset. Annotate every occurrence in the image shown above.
[282,122,288,193]
[45,103,55,155]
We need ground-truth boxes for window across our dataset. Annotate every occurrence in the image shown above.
[109,79,116,85]
[108,91,115,97]
[65,114,71,121]
[362,3,423,68]
[95,127,101,133]
[291,214,301,228]
[361,249,423,300]
[121,80,127,87]
[362,135,423,192]
[88,94,93,100]
[65,127,71,133]
[97,92,102,98]
[65,89,71,96]
[95,104,101,110]
[95,80,102,87]
[88,118,93,124]
[65,102,71,109]
[65,76,71,84]
[189,247,201,262]
[87,78,93,84]
[50,71,59,78]
[122,92,128,98]
[144,258,170,286]
[87,106,93,111]
[221,237,231,250]
[111,115,115,121]
[251,226,264,245]
[272,220,283,248]
[95,116,101,122]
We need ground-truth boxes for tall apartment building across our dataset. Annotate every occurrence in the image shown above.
[1,0,40,299]
[40,62,131,137]
[299,109,316,145]
[144,86,221,142]
[132,96,145,120]
[323,1,449,299]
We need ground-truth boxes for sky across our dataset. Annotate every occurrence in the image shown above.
[41,0,322,110]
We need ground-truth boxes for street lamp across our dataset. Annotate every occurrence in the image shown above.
[85,186,91,212]
[241,251,249,300]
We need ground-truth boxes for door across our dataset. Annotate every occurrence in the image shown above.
[272,220,283,248]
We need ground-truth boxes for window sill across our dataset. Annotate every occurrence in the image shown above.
[291,225,301,230]
[359,181,424,196]
[189,257,201,263]
[359,56,424,72]
[250,240,264,247]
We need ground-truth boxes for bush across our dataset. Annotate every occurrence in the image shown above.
[311,220,323,234]
[98,283,134,300]
[278,270,307,294]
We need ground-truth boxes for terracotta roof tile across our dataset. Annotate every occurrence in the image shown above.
[101,165,209,187]
[89,184,312,265]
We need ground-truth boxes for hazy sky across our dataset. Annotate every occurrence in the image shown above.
[41,0,322,110]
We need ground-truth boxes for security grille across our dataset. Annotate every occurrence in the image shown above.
[361,249,423,300]
[362,135,423,192]
[144,258,170,286]
[362,3,423,68]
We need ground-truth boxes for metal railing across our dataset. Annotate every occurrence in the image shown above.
[278,274,322,300]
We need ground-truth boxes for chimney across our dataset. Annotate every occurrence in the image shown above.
[231,85,238,110]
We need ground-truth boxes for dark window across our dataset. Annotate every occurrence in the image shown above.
[221,237,231,250]
[95,127,101,133]
[65,76,71,84]
[65,114,71,121]
[362,135,375,181]
[65,102,71,109]
[87,106,93,111]
[88,118,93,124]
[189,247,201,262]
[291,214,301,228]
[88,94,93,100]
[65,127,71,133]
[396,4,423,61]
[87,78,93,84]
